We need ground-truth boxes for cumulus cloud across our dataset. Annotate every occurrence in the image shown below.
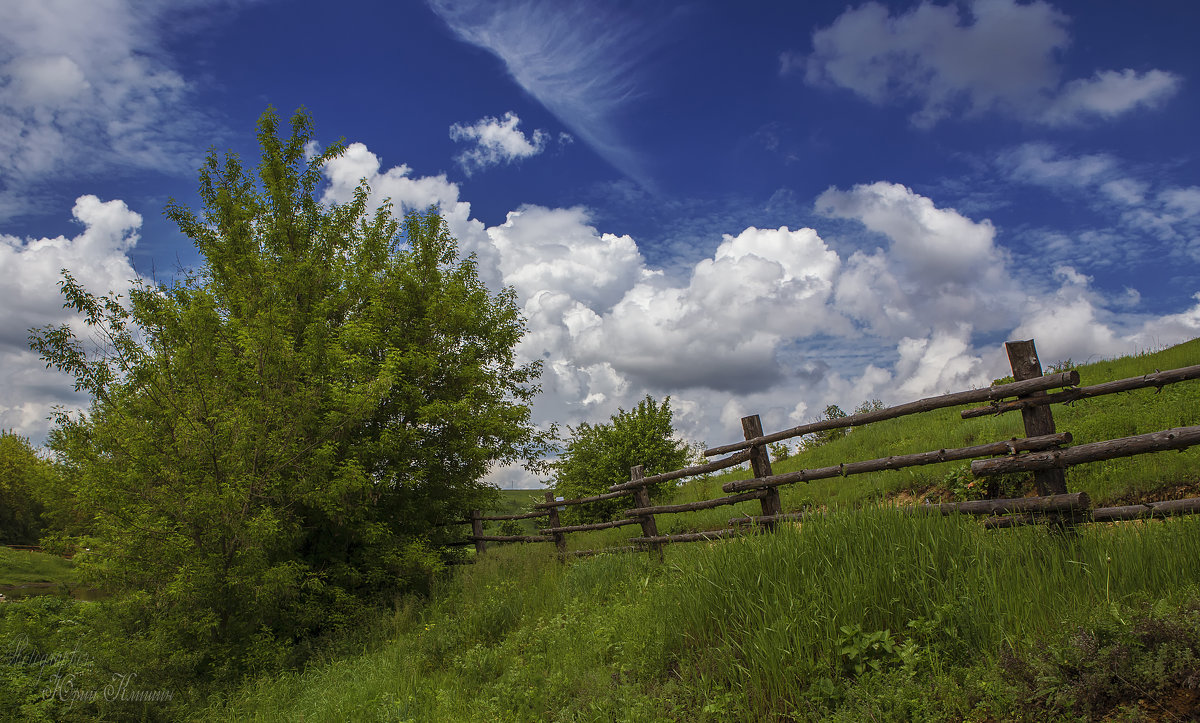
[0,0,245,217]
[487,205,646,311]
[426,0,658,186]
[307,143,1200,486]
[320,142,500,286]
[793,0,1180,127]
[0,196,143,438]
[449,112,553,175]
[818,181,1021,338]
[1012,267,1200,363]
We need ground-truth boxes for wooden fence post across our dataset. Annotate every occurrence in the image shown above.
[630,465,663,560]
[742,415,782,530]
[1004,339,1069,496]
[543,490,568,557]
[470,509,486,556]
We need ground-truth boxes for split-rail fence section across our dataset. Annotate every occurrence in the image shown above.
[447,339,1200,559]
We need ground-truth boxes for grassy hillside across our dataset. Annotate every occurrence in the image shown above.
[202,339,1200,721]
[526,338,1200,553]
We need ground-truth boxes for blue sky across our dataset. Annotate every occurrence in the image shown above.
[2,0,1199,487]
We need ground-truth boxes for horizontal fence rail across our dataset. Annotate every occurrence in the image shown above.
[723,433,1071,493]
[533,489,629,508]
[624,489,768,517]
[630,528,752,546]
[539,518,641,534]
[923,492,1090,516]
[961,364,1200,419]
[971,426,1200,476]
[452,338,1198,559]
[480,510,550,521]
[609,450,753,492]
[704,371,1080,457]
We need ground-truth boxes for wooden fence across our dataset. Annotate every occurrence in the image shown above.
[445,339,1200,559]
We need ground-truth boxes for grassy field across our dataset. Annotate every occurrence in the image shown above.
[0,547,76,588]
[199,339,1200,721]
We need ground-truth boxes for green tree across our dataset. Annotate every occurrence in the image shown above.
[0,431,55,545]
[808,404,849,447]
[29,107,549,683]
[551,395,690,523]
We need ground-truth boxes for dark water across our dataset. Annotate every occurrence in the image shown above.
[0,582,107,602]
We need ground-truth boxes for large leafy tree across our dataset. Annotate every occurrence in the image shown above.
[0,431,56,545]
[29,108,548,678]
[551,395,690,523]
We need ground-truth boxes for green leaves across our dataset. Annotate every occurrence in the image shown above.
[552,395,690,523]
[27,106,548,686]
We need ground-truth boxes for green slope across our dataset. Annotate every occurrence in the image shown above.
[203,340,1200,722]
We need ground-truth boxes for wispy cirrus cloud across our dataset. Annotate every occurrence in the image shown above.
[427,0,660,188]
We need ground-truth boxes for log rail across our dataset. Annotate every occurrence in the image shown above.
[449,339,1199,558]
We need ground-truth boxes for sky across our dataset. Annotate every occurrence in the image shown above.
[2,0,1199,488]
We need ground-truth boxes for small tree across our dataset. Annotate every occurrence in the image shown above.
[853,399,884,415]
[552,395,690,523]
[810,404,849,446]
[29,107,550,682]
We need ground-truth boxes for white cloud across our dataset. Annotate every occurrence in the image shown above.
[0,0,252,218]
[998,144,1200,251]
[0,195,143,438]
[310,143,1200,487]
[795,0,1181,128]
[998,142,1116,188]
[818,181,1021,338]
[449,112,552,175]
[426,0,657,186]
[1011,267,1200,363]
[1045,69,1181,125]
[487,205,646,311]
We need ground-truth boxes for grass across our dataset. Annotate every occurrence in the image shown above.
[0,547,77,587]
[205,512,1200,721]
[12,338,1200,721]
[197,338,1200,720]
[544,337,1200,553]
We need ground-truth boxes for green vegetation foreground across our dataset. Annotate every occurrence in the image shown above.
[200,341,1200,722]
[208,512,1200,722]
[1,108,549,720]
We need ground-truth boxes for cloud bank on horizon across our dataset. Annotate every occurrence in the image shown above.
[1,0,1198,489]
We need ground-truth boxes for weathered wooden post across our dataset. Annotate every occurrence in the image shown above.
[629,465,663,560]
[469,509,487,556]
[1004,339,1069,496]
[543,490,568,557]
[742,414,782,530]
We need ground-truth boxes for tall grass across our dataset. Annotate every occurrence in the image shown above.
[200,339,1200,720]
[208,512,1200,721]
[663,509,1200,715]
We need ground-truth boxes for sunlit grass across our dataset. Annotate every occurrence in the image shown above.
[207,511,1200,721]
[201,339,1200,720]
[0,547,77,587]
